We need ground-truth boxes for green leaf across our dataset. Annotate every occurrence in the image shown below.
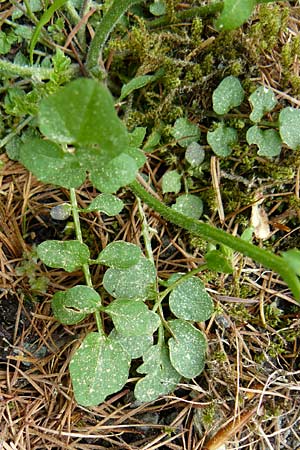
[215,0,256,31]
[119,69,164,101]
[162,170,181,194]
[143,130,161,152]
[169,276,213,321]
[150,0,166,16]
[70,332,131,406]
[134,345,181,402]
[129,127,147,147]
[86,194,124,216]
[281,249,300,276]
[103,257,156,299]
[246,125,281,157]
[96,241,142,269]
[207,125,238,157]
[29,0,68,63]
[19,138,86,189]
[168,319,207,378]
[212,76,244,115]
[52,291,86,325]
[279,107,300,150]
[109,329,153,359]
[37,240,90,272]
[50,203,71,221]
[106,298,160,336]
[39,79,129,153]
[52,285,101,325]
[205,249,234,273]
[185,142,205,166]
[171,194,203,219]
[171,118,201,148]
[90,153,138,193]
[249,86,277,123]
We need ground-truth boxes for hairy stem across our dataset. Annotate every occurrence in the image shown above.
[86,0,144,75]
[0,59,78,80]
[146,2,223,29]
[129,180,300,300]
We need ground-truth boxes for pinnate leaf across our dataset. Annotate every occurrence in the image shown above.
[168,319,207,378]
[279,107,300,150]
[37,240,90,272]
[86,194,124,215]
[134,345,181,402]
[103,257,156,299]
[212,76,244,115]
[70,332,130,406]
[106,298,160,336]
[249,86,277,123]
[96,241,142,269]
[169,277,213,321]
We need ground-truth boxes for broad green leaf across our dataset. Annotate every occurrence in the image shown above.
[162,170,181,194]
[207,125,237,157]
[90,153,138,193]
[106,298,160,336]
[129,127,147,147]
[52,291,86,325]
[249,86,277,123]
[19,138,86,189]
[215,0,256,31]
[39,79,129,152]
[205,249,234,273]
[150,0,166,16]
[52,286,101,325]
[185,142,205,166]
[169,277,213,321]
[212,76,244,115]
[86,194,124,215]
[119,69,164,101]
[171,194,203,219]
[143,130,161,152]
[171,118,201,148]
[103,257,156,299]
[37,240,90,272]
[134,345,181,402]
[125,146,147,168]
[50,203,71,221]
[279,107,300,150]
[109,329,153,359]
[246,125,281,157]
[281,249,300,276]
[70,332,130,406]
[96,241,142,268]
[29,0,68,63]
[168,319,207,378]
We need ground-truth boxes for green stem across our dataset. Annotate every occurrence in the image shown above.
[146,2,223,28]
[70,188,104,334]
[85,0,145,75]
[129,180,300,300]
[0,59,78,80]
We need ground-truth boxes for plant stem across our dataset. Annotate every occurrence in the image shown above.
[146,2,223,28]
[70,188,104,334]
[86,0,144,75]
[129,180,300,300]
[70,189,93,288]
[0,59,78,80]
